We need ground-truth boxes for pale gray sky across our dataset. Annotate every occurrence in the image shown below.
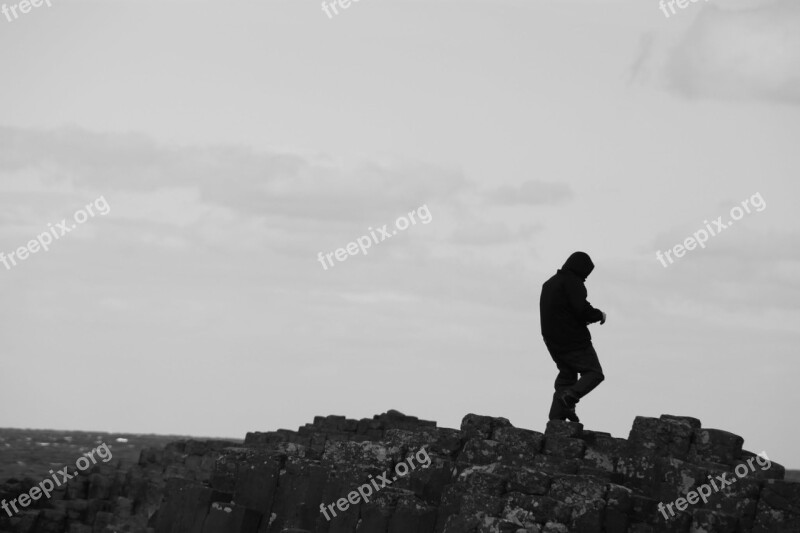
[1,0,798,466]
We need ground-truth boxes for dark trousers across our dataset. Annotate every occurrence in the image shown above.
[546,344,605,420]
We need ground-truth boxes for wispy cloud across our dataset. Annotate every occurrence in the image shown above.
[0,126,474,258]
[632,0,800,105]
[450,221,543,246]
[485,180,573,206]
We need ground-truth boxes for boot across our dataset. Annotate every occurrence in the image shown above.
[557,390,580,422]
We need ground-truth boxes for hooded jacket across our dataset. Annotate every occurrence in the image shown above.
[539,251,604,352]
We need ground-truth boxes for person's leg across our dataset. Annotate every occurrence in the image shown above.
[548,356,578,420]
[554,362,578,391]
[560,345,604,399]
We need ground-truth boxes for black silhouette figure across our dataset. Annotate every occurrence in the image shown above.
[539,251,606,422]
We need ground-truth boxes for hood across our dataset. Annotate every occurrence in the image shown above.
[561,251,594,281]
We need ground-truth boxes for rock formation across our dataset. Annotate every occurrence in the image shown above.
[1,410,798,532]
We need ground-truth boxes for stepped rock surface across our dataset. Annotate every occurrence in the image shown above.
[1,411,798,533]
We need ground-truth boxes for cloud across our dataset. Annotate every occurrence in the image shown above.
[449,221,543,246]
[644,225,800,323]
[484,180,573,206]
[0,125,558,319]
[0,126,470,226]
[632,0,800,105]
[0,126,477,259]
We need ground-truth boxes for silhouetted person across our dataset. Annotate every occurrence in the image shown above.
[540,251,606,422]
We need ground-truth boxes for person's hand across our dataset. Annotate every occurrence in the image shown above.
[600,312,607,325]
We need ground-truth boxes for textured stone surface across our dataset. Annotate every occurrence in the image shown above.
[689,428,745,465]
[0,410,795,533]
[628,416,695,459]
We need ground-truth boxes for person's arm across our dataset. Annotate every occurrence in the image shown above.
[564,277,604,324]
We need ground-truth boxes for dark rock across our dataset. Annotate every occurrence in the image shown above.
[491,426,544,468]
[154,478,231,533]
[617,454,659,492]
[532,454,582,475]
[544,420,583,438]
[542,436,586,459]
[460,414,512,441]
[583,434,627,472]
[457,439,503,468]
[386,494,437,533]
[701,474,760,530]
[92,511,114,533]
[690,509,738,533]
[436,483,505,532]
[605,484,633,533]
[200,502,260,533]
[659,414,701,429]
[689,428,744,465]
[383,428,462,458]
[628,416,694,459]
[653,456,708,503]
[3,411,797,533]
[738,450,785,480]
[752,479,800,532]
[506,468,551,495]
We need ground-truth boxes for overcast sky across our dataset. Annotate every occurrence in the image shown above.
[1,0,798,466]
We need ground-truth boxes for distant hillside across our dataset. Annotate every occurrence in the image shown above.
[0,428,240,480]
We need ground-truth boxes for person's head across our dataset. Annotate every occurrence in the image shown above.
[562,251,594,281]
